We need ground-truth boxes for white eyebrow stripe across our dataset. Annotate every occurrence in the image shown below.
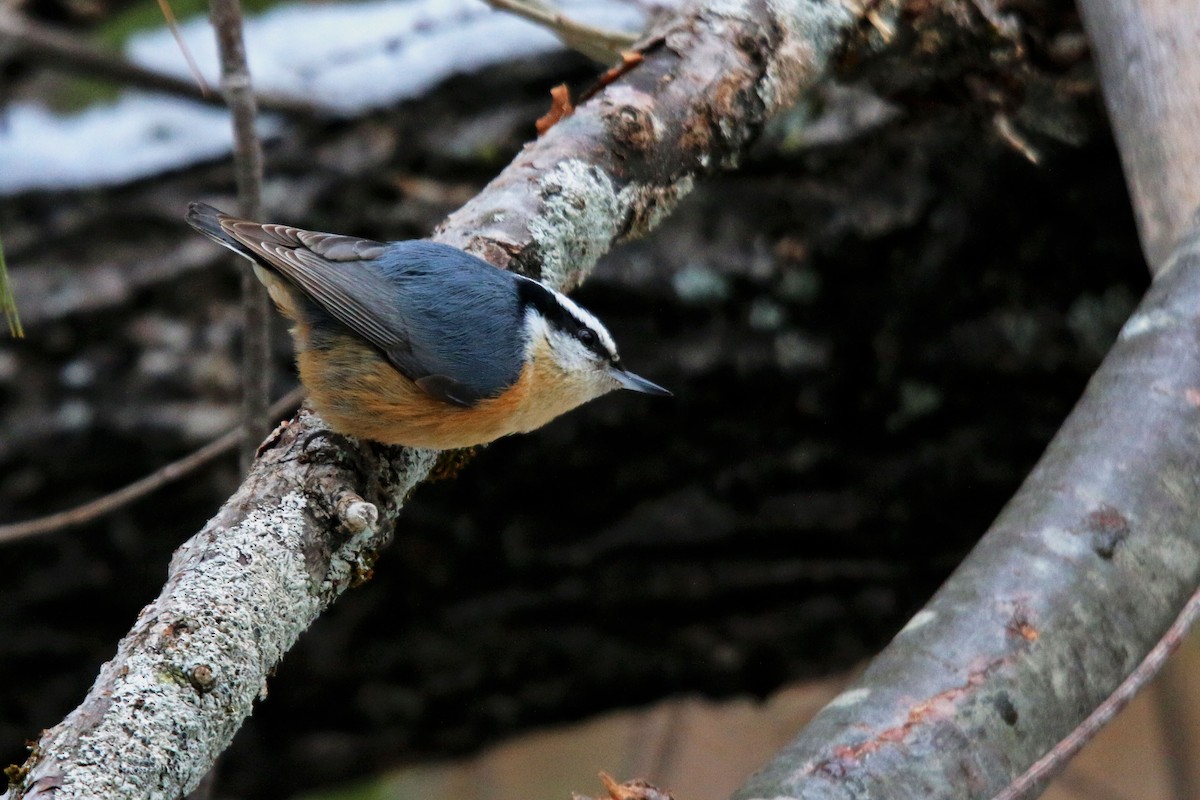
[548,288,619,357]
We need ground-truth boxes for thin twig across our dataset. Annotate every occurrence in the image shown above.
[207,0,270,472]
[0,387,304,545]
[0,8,320,116]
[990,586,1200,800]
[994,113,1042,165]
[156,0,212,97]
[483,0,638,63]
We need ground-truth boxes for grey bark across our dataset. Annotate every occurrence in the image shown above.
[728,0,1200,797]
[731,225,1200,799]
[1078,0,1200,273]
[1,0,883,796]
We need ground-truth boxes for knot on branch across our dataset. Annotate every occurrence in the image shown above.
[601,86,661,154]
[334,490,378,535]
[188,664,217,695]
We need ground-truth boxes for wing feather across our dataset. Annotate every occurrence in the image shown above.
[188,204,521,407]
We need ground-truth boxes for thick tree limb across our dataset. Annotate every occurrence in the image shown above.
[730,223,1200,799]
[1,1,881,797]
[8,412,438,799]
[1077,0,1200,273]
[724,3,1200,797]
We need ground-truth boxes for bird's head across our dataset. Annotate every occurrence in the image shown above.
[516,277,670,407]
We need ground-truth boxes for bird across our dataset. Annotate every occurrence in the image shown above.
[185,202,670,450]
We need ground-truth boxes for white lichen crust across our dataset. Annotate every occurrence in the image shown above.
[67,493,314,798]
[13,429,439,800]
[529,161,624,292]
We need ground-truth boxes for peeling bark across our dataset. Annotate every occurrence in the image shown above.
[1,0,887,797]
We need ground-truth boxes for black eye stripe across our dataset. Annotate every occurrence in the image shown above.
[578,328,612,359]
[516,278,613,359]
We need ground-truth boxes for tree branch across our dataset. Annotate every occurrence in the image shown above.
[0,8,320,117]
[207,0,270,471]
[0,387,304,544]
[1,0,879,796]
[1077,0,1200,273]
[722,3,1200,797]
[729,221,1200,799]
[483,0,639,64]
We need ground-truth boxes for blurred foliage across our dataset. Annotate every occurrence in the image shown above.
[95,0,280,48]
[0,237,22,338]
[44,0,286,110]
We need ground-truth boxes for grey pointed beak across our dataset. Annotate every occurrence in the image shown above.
[610,366,672,397]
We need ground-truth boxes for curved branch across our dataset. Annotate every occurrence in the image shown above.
[1077,0,1200,273]
[1,1,880,797]
[725,2,1200,796]
[729,224,1200,800]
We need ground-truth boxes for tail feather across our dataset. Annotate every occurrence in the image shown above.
[185,202,258,262]
[186,202,300,316]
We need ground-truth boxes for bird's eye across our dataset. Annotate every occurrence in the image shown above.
[578,328,597,347]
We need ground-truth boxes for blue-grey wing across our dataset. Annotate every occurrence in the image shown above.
[201,208,524,407]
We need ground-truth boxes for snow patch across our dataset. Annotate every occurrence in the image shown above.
[0,0,666,195]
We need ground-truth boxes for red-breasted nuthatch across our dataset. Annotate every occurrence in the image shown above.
[186,203,670,449]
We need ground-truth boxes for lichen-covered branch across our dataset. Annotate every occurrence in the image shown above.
[729,214,1200,800]
[1,1,884,797]
[434,0,876,285]
[8,414,436,798]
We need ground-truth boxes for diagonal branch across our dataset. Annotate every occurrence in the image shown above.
[1,0,881,796]
[0,387,304,544]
